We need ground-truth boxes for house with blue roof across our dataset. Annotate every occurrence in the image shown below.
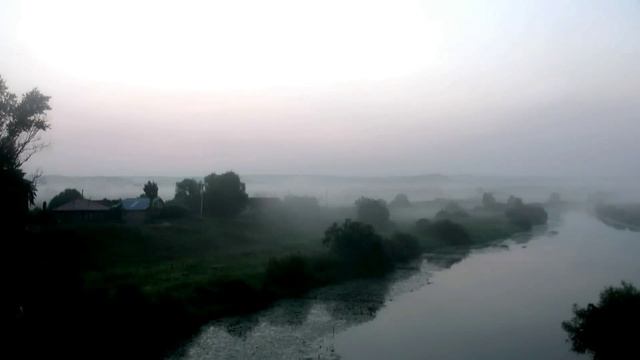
[121,197,164,223]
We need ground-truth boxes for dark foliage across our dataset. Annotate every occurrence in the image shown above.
[143,181,158,200]
[263,255,315,297]
[48,188,83,210]
[203,171,248,217]
[384,233,421,262]
[355,197,390,228]
[505,202,548,230]
[415,218,431,234]
[0,75,51,167]
[562,282,640,359]
[323,219,391,276]
[174,178,202,213]
[429,219,472,246]
[152,204,190,220]
[435,201,470,220]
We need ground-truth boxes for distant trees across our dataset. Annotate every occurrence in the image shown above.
[173,178,202,213]
[355,197,390,228]
[507,195,524,209]
[562,282,640,359]
[390,193,411,208]
[482,192,498,209]
[203,171,248,217]
[143,181,158,200]
[505,199,548,230]
[49,188,83,210]
[429,219,472,246]
[435,201,469,220]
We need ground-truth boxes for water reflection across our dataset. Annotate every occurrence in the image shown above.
[177,223,544,360]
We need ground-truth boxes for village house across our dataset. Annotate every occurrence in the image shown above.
[121,197,164,224]
[51,198,112,223]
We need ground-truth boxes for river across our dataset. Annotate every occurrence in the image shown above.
[176,211,640,359]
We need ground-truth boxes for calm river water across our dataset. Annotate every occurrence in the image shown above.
[177,211,640,359]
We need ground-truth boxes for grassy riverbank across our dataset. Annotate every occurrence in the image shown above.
[11,205,537,359]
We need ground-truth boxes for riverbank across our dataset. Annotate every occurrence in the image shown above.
[11,206,537,359]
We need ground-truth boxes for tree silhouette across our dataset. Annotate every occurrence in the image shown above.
[143,181,158,200]
[203,171,248,217]
[563,282,640,359]
[174,178,201,213]
[0,75,51,228]
[0,75,51,167]
[49,188,83,210]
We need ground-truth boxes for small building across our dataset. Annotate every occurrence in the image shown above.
[121,197,164,224]
[52,198,112,223]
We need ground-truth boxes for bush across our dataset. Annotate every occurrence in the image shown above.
[562,282,640,359]
[505,203,548,230]
[323,220,391,276]
[384,233,421,262]
[429,219,472,246]
[263,255,315,297]
[435,202,469,220]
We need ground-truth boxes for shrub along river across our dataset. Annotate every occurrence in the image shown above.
[174,211,640,359]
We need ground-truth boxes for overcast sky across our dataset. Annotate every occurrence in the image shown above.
[1,0,639,177]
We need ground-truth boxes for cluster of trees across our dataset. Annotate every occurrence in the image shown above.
[414,217,472,246]
[481,193,548,230]
[595,203,640,228]
[171,171,248,218]
[48,188,83,209]
[563,282,640,359]
[504,196,548,230]
[435,201,470,220]
[264,219,422,297]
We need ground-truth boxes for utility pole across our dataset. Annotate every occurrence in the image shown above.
[200,181,204,217]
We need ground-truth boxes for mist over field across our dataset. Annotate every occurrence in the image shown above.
[36,174,640,207]
[3,1,640,359]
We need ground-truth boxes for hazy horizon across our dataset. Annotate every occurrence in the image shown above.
[2,0,639,178]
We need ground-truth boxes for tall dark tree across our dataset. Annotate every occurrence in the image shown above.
[143,181,158,200]
[174,178,202,213]
[0,75,51,227]
[0,76,51,168]
[203,171,248,217]
[49,188,83,210]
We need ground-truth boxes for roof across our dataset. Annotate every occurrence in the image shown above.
[121,197,151,211]
[53,199,110,212]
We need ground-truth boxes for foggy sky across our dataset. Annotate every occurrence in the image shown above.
[1,0,639,177]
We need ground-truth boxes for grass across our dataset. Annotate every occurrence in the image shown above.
[15,206,534,358]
